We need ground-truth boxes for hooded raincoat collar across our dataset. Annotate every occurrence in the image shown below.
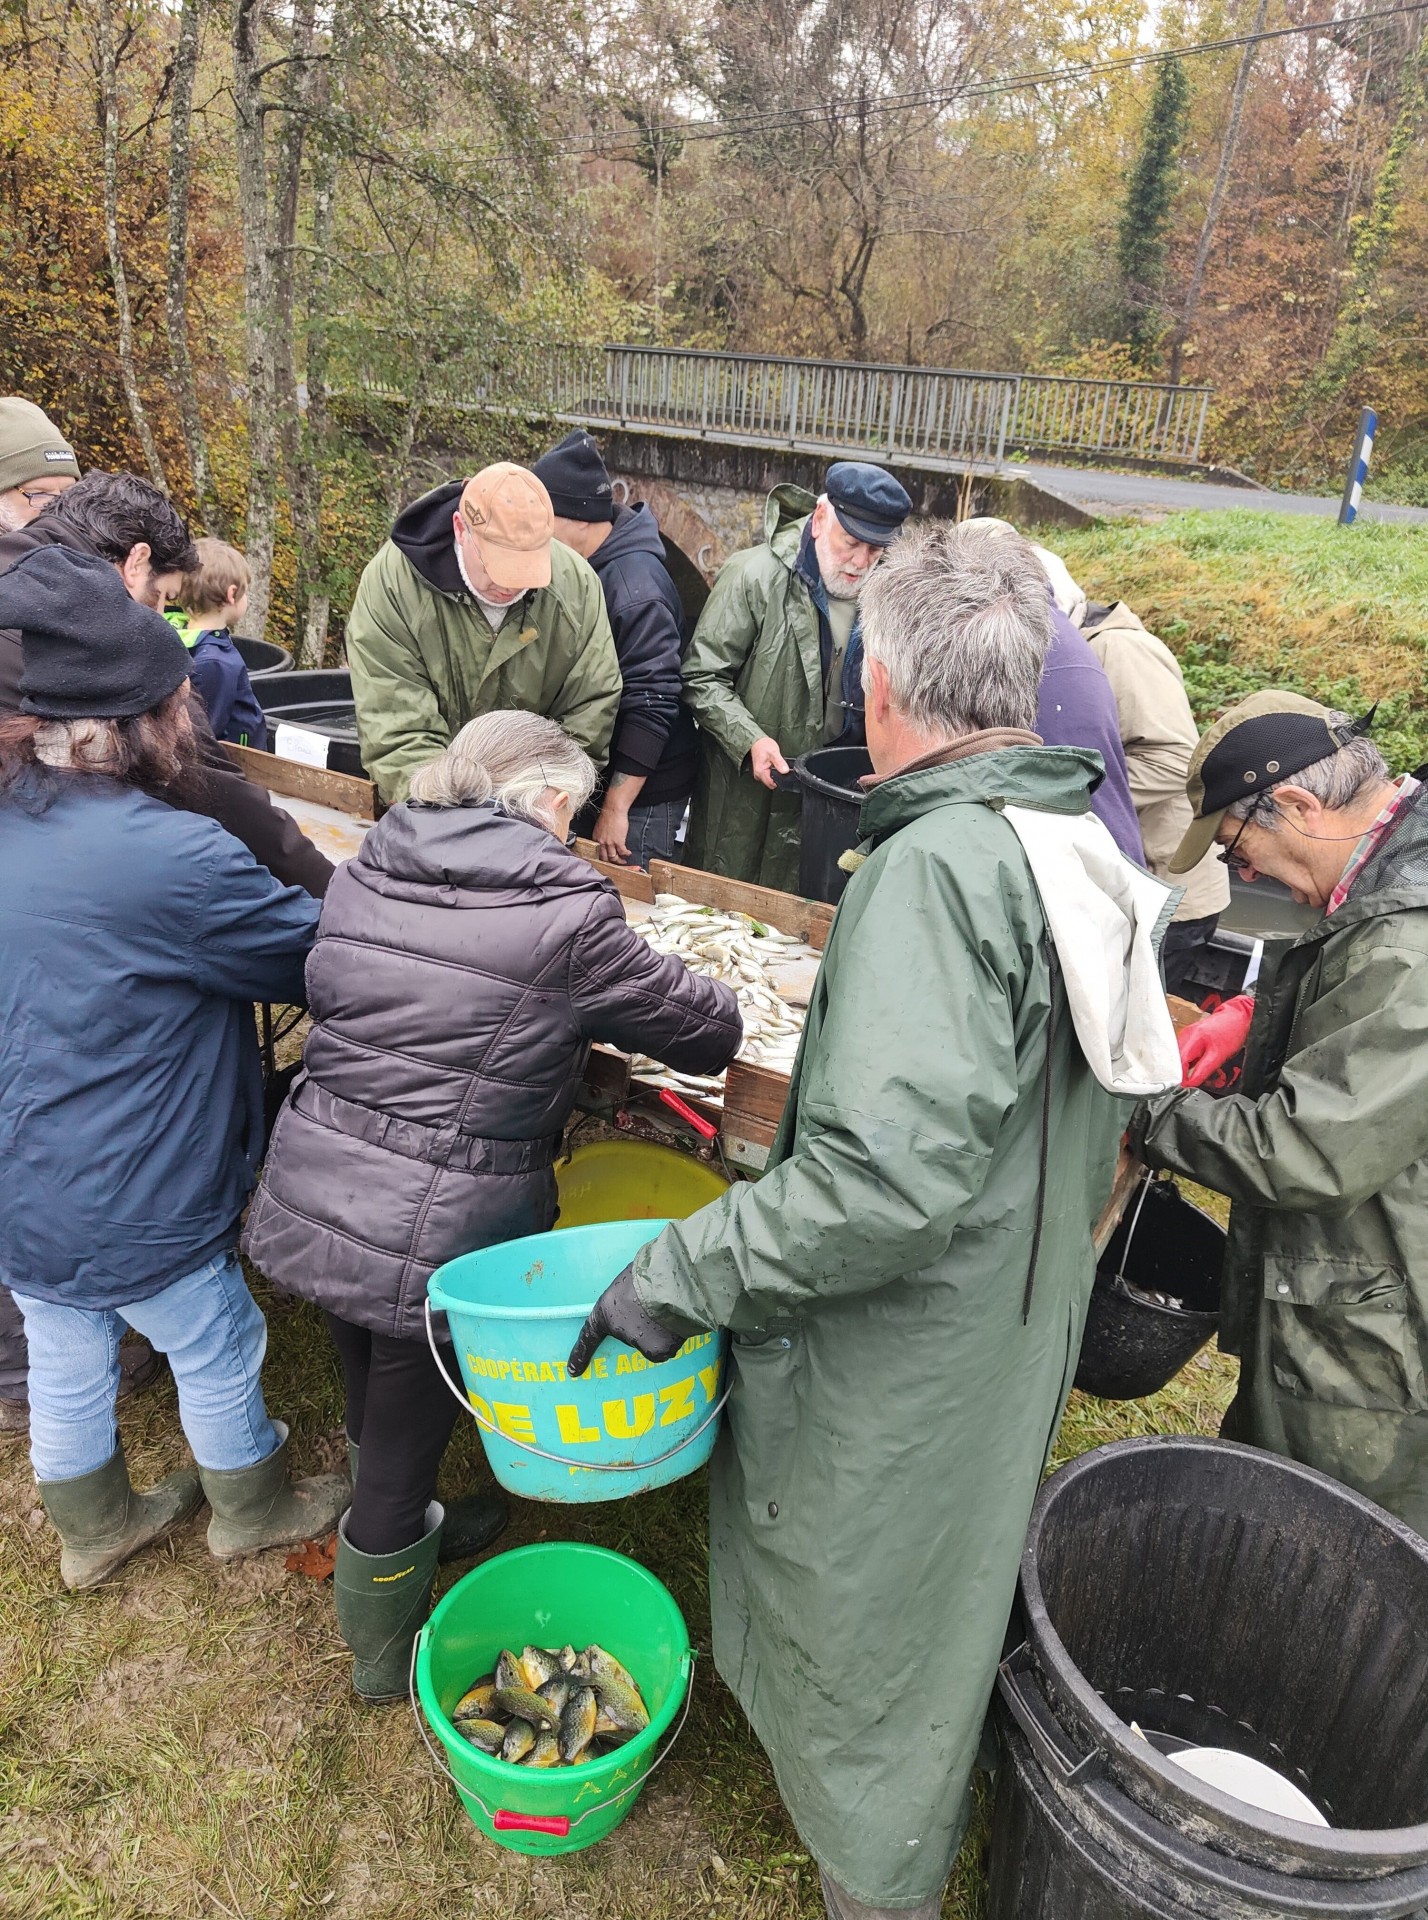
[763,484,816,571]
[859,743,1103,843]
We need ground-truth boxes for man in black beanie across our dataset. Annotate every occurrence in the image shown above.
[531,430,697,867]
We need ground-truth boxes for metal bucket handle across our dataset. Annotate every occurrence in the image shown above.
[425,1299,732,1473]
[408,1634,696,1836]
[1112,1167,1157,1290]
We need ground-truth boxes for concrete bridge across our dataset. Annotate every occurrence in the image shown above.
[366,341,1424,603]
[365,343,1219,595]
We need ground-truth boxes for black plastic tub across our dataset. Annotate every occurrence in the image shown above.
[256,668,366,778]
[790,744,872,904]
[234,637,293,679]
[1073,1177,1222,1400]
[988,1438,1428,1918]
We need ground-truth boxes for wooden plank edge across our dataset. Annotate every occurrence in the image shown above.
[225,741,378,818]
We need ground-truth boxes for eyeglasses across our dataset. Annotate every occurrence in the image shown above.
[17,486,69,509]
[1216,815,1253,875]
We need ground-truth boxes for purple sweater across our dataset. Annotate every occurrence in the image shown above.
[1037,604,1145,862]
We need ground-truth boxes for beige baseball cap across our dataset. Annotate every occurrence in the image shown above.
[1171,689,1372,872]
[458,463,553,592]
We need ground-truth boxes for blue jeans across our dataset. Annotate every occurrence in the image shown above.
[624,798,687,869]
[13,1250,281,1482]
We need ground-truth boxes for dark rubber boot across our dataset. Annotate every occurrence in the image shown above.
[346,1434,506,1565]
[334,1501,444,1702]
[200,1420,349,1559]
[39,1442,202,1592]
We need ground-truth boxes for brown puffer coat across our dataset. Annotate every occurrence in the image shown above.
[243,803,742,1338]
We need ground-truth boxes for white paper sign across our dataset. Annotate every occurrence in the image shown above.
[274,723,331,770]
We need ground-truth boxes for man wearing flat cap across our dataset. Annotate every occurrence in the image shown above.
[346,462,622,805]
[681,461,912,890]
[1130,690,1428,1530]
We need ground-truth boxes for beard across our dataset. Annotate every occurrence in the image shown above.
[813,528,872,602]
[0,497,25,535]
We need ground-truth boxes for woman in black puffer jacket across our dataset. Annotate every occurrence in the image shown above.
[244,712,741,1699]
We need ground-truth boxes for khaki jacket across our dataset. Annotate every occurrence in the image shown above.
[1081,603,1229,921]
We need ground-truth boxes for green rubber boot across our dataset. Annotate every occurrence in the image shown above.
[39,1441,202,1592]
[347,1435,507,1566]
[200,1420,350,1559]
[334,1500,445,1702]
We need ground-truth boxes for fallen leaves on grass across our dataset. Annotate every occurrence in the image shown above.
[285,1532,338,1580]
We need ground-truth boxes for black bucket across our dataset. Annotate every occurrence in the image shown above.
[234,636,293,679]
[790,745,872,904]
[257,669,366,778]
[989,1438,1428,1918]
[1073,1177,1222,1400]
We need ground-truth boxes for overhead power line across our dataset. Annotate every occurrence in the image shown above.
[538,2,1428,162]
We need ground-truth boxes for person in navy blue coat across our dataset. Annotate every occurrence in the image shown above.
[0,547,347,1592]
[175,537,268,748]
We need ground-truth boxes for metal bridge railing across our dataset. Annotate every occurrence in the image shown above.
[361,344,1212,468]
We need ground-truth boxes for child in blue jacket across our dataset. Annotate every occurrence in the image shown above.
[176,538,269,748]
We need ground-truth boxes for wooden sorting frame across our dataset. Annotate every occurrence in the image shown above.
[231,749,1173,1245]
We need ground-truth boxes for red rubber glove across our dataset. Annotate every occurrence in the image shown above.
[1178,994,1255,1089]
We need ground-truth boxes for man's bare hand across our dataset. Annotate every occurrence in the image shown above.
[750,737,791,790]
[593,798,633,865]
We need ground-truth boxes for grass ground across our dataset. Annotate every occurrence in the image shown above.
[1043,510,1428,771]
[0,1199,1237,1920]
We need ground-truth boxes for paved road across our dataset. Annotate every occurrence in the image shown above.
[1015,461,1428,525]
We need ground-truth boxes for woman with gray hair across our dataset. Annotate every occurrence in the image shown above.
[245,710,742,1701]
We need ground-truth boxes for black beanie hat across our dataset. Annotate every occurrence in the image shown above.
[0,546,193,721]
[531,430,615,523]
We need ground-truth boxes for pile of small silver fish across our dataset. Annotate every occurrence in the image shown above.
[451,1643,650,1767]
[625,894,808,1101]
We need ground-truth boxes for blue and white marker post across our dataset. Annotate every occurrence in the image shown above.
[1339,407,1377,525]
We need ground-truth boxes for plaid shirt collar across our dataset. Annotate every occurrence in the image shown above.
[1327,773,1421,914]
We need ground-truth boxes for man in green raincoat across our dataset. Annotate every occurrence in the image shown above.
[681,463,911,892]
[346,462,621,804]
[1132,691,1428,1533]
[570,524,1172,1916]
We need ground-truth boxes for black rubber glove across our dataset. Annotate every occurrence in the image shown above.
[567,1264,687,1377]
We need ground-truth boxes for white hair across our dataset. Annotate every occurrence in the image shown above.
[959,516,1086,626]
[1226,711,1390,828]
[859,521,1050,735]
[407,710,597,824]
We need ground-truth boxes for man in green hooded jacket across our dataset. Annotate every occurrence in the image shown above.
[567,522,1166,1916]
[346,463,621,804]
[681,463,911,891]
[1132,691,1428,1533]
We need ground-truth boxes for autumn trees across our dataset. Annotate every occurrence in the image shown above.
[1,0,1425,650]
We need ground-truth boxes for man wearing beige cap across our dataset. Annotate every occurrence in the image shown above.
[1130,690,1428,1530]
[346,462,621,803]
[0,396,79,533]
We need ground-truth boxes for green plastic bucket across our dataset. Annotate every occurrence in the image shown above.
[412,1542,693,1855]
[426,1219,729,1502]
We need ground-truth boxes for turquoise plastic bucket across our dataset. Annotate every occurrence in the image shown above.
[426,1219,728,1503]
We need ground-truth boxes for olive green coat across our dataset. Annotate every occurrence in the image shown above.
[346,538,621,803]
[682,486,826,892]
[1132,784,1428,1533]
[634,748,1128,1906]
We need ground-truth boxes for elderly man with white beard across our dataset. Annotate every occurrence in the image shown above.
[680,461,912,891]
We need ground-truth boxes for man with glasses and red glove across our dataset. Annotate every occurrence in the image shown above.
[1131,690,1428,1530]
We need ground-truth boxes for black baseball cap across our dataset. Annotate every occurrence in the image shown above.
[824,462,912,547]
[1172,690,1375,872]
